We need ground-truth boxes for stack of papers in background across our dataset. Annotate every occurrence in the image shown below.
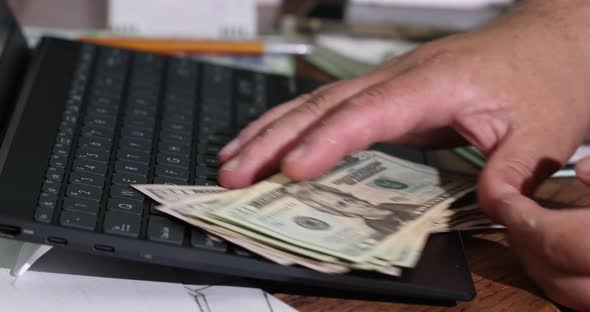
[345,0,513,31]
[305,34,418,79]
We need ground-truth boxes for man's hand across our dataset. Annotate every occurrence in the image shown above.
[498,156,590,310]
[217,2,590,309]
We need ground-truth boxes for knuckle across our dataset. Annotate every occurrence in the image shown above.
[296,94,330,117]
[347,86,389,108]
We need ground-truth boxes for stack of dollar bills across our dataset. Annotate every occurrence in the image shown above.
[133,150,481,276]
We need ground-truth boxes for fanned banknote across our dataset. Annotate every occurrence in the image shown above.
[134,150,477,274]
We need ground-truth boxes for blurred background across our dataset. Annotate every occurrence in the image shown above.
[6,0,514,78]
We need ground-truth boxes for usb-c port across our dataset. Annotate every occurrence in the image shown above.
[47,237,68,245]
[94,244,115,253]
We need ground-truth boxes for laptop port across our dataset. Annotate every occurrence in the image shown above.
[47,237,67,245]
[94,244,115,253]
[0,224,21,238]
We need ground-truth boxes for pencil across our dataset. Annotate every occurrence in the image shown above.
[78,37,314,55]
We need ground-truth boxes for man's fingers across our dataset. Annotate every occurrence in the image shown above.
[218,90,315,163]
[478,129,572,223]
[218,81,359,163]
[280,66,458,181]
[575,156,590,186]
[502,193,590,275]
[217,72,390,188]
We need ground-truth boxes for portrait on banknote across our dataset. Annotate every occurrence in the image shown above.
[284,182,421,239]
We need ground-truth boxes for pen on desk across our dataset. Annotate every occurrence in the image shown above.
[78,37,315,55]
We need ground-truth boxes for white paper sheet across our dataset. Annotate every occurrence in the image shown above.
[0,238,296,312]
[0,268,296,312]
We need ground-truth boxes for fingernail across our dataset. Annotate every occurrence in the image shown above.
[219,138,240,158]
[221,156,240,172]
[284,144,307,164]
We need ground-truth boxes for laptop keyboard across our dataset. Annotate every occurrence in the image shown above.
[34,44,314,253]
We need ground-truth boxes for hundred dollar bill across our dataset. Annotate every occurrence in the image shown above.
[209,150,476,263]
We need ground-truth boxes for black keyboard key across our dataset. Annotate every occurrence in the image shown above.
[108,198,144,215]
[191,230,227,252]
[49,154,68,168]
[78,136,112,150]
[194,167,217,179]
[147,216,185,245]
[208,133,233,145]
[160,130,190,143]
[103,211,141,238]
[126,107,156,119]
[121,127,153,141]
[72,159,108,176]
[52,143,70,157]
[155,165,189,180]
[163,103,193,115]
[80,126,115,140]
[112,172,147,185]
[157,153,189,168]
[115,161,149,177]
[159,141,190,155]
[85,115,117,129]
[193,178,218,186]
[38,193,58,210]
[55,132,73,146]
[42,179,61,195]
[76,147,111,163]
[124,117,157,131]
[127,96,158,108]
[149,202,163,215]
[46,166,65,182]
[69,171,105,187]
[197,156,219,168]
[63,197,100,215]
[110,185,145,202]
[117,149,150,164]
[201,64,232,103]
[86,104,119,116]
[204,145,222,156]
[163,112,191,123]
[119,137,152,152]
[35,206,54,224]
[153,176,188,185]
[60,210,97,231]
[66,183,103,201]
[160,120,192,133]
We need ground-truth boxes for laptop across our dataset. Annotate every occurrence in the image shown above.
[0,2,475,303]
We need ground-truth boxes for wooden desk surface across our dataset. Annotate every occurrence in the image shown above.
[273,150,569,311]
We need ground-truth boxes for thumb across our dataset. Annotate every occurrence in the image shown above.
[477,131,566,224]
[575,155,590,186]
